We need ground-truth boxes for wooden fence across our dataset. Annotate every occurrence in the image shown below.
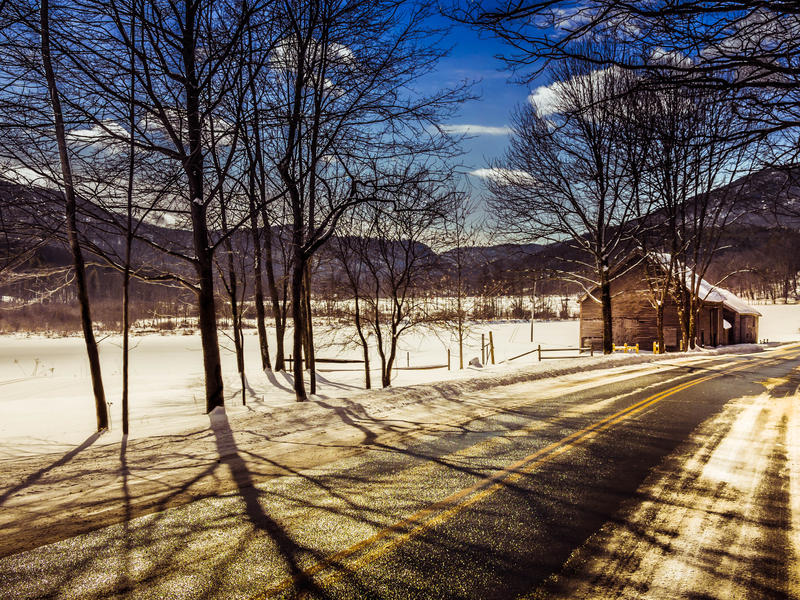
[507,344,593,362]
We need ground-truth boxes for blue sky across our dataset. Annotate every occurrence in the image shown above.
[421,16,549,201]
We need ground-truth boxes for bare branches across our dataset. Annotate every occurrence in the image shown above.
[457,0,800,161]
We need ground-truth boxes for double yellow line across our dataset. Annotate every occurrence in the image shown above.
[254,349,796,599]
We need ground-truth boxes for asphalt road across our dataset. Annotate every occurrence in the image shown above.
[1,346,798,599]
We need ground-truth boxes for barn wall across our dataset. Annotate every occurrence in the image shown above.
[578,263,743,350]
[696,304,723,347]
[739,314,758,343]
[579,266,683,350]
[723,308,738,344]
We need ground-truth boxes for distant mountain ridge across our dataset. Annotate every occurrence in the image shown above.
[1,165,798,301]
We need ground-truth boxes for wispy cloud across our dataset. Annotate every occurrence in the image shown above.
[469,168,536,185]
[440,124,513,136]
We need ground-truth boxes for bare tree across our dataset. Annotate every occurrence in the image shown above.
[331,214,374,388]
[628,76,750,350]
[486,51,648,353]
[36,0,277,412]
[121,0,137,434]
[208,107,248,405]
[625,77,697,352]
[440,196,481,369]
[240,7,279,373]
[260,0,468,400]
[0,0,112,430]
[458,0,800,161]
[339,178,454,387]
[41,0,109,430]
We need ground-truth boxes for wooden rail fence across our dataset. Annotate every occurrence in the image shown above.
[507,344,594,362]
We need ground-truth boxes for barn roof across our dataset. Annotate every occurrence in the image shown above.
[672,258,762,317]
[699,282,762,316]
[580,253,762,317]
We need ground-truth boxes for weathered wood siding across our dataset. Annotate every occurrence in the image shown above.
[739,314,758,343]
[578,263,751,350]
[580,267,682,349]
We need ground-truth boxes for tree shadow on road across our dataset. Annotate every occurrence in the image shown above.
[208,407,335,599]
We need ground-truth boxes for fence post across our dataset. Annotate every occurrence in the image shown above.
[481,333,485,365]
[407,351,409,368]
[489,331,495,365]
[590,345,594,357]
[635,343,639,354]
[537,344,541,361]
[447,349,451,370]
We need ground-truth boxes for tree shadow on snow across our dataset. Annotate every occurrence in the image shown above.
[0,430,104,507]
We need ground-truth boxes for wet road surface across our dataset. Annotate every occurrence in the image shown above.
[1,346,798,599]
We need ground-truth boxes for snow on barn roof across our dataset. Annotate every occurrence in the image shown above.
[700,282,762,316]
[651,253,761,316]
[578,254,762,317]
[673,262,760,316]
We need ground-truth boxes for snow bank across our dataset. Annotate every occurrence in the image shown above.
[0,306,794,459]
[0,333,773,460]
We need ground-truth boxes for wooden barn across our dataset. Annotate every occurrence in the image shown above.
[579,260,761,351]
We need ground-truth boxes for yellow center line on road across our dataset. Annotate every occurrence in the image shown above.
[768,342,800,357]
[253,351,799,599]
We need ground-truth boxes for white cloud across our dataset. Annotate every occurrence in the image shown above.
[271,38,355,71]
[469,168,537,185]
[440,124,513,136]
[650,47,693,67]
[528,66,620,116]
[68,122,128,144]
[528,83,562,117]
[329,42,354,64]
[0,164,54,188]
[67,122,130,156]
[551,6,594,32]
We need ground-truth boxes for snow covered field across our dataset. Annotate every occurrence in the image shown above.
[754,302,800,341]
[0,303,797,458]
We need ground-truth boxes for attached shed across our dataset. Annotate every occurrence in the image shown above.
[712,286,761,345]
[579,261,760,350]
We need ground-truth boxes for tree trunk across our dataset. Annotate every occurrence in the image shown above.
[193,205,224,411]
[383,331,398,388]
[599,263,613,354]
[457,294,464,369]
[225,238,245,404]
[262,209,286,370]
[373,290,388,387]
[249,178,271,371]
[184,1,223,412]
[688,303,698,349]
[382,338,396,388]
[40,0,108,431]
[291,253,307,401]
[353,294,371,389]
[248,96,273,372]
[122,4,135,436]
[656,302,665,353]
[303,263,316,395]
[122,239,131,432]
